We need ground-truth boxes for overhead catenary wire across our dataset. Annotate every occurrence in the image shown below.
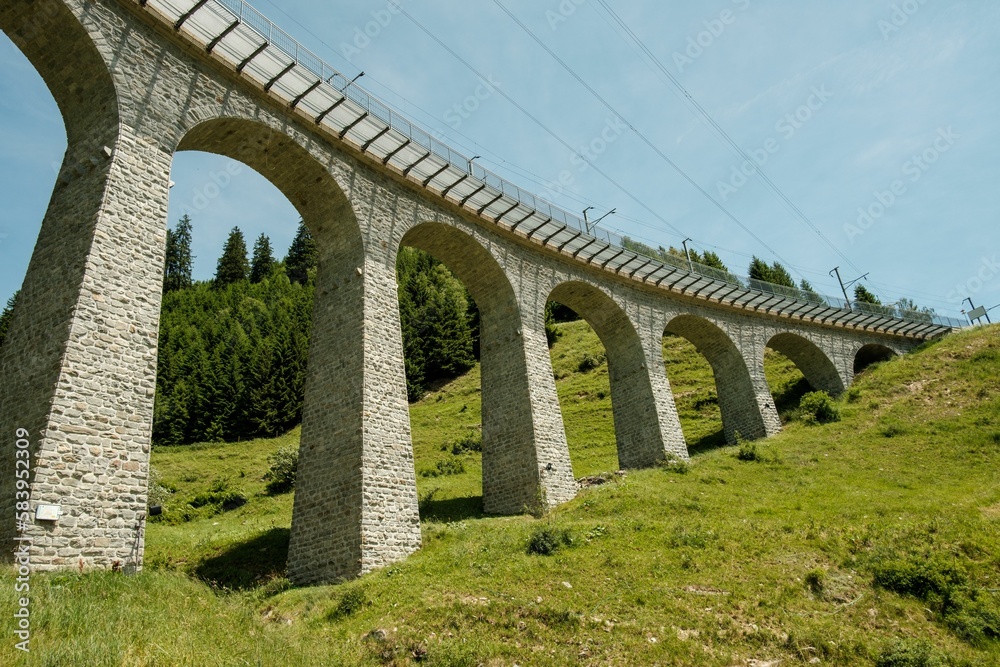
[387,1,692,240]
[489,0,799,275]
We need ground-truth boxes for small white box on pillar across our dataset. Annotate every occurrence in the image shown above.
[35,504,61,522]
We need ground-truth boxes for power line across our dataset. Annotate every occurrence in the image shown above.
[490,0,796,272]
[589,0,868,280]
[389,1,689,239]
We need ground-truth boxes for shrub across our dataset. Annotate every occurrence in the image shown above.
[875,638,945,667]
[450,431,482,455]
[327,587,367,620]
[798,391,841,424]
[526,527,573,555]
[576,353,605,373]
[736,441,762,462]
[658,454,690,474]
[146,466,173,509]
[421,457,465,477]
[264,445,299,494]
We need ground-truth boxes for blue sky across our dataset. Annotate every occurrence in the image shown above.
[2,0,999,319]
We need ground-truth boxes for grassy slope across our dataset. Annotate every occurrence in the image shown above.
[3,323,999,666]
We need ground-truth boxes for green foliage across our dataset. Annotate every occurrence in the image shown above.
[875,639,946,667]
[284,220,317,285]
[328,587,367,620]
[152,277,312,445]
[526,526,573,555]
[214,226,249,287]
[872,553,1000,646]
[163,215,194,293]
[421,457,466,477]
[748,255,796,288]
[397,247,476,401]
[448,431,482,455]
[249,233,274,283]
[736,439,763,462]
[146,466,173,509]
[804,568,825,595]
[263,445,299,494]
[854,283,881,305]
[658,454,690,474]
[544,301,562,348]
[576,352,605,373]
[798,391,841,424]
[0,289,19,348]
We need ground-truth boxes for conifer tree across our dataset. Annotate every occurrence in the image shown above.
[854,284,881,305]
[768,261,796,288]
[215,226,249,287]
[285,221,317,285]
[748,256,772,283]
[250,233,274,283]
[0,290,20,348]
[163,215,194,292]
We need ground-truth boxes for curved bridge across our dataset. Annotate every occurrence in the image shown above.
[0,0,953,584]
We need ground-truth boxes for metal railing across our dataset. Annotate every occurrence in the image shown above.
[184,0,964,333]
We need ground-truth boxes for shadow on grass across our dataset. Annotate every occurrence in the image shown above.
[194,527,289,591]
[772,377,813,421]
[419,495,485,523]
[688,430,728,457]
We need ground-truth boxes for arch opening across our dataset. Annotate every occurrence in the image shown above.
[400,222,556,517]
[855,343,897,375]
[548,281,669,471]
[764,333,845,421]
[664,314,768,444]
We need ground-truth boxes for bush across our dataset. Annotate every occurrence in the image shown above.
[804,569,825,595]
[875,638,945,667]
[658,454,690,474]
[421,457,465,477]
[798,391,841,424]
[327,587,367,620]
[576,353,605,373]
[526,527,573,555]
[264,445,299,494]
[449,431,482,455]
[147,466,173,510]
[736,441,762,462]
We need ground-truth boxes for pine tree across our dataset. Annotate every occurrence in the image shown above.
[800,279,822,302]
[0,290,20,348]
[699,251,729,272]
[769,261,796,288]
[250,233,274,283]
[748,256,772,283]
[214,226,249,287]
[285,221,317,285]
[163,215,194,292]
[853,284,881,305]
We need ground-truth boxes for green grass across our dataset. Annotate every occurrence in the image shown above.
[3,324,1000,666]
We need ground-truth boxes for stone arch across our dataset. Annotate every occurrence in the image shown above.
[549,281,672,468]
[1,0,120,149]
[176,117,362,253]
[854,343,897,375]
[767,332,845,396]
[665,314,768,443]
[401,222,575,514]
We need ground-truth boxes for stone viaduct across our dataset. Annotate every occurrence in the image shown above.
[0,0,950,585]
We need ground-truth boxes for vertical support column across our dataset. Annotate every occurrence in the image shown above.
[480,298,576,514]
[741,344,783,440]
[0,127,171,570]
[287,244,421,585]
[634,330,688,462]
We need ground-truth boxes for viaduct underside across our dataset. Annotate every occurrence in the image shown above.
[0,0,930,585]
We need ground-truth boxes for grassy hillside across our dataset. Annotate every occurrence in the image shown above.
[3,322,999,666]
